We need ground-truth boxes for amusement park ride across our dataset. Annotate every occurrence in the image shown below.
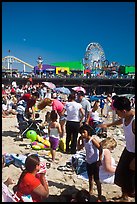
[83,42,107,70]
[2,42,124,78]
[2,56,34,72]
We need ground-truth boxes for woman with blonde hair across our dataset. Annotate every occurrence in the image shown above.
[37,98,52,110]
[99,137,117,184]
[100,137,117,150]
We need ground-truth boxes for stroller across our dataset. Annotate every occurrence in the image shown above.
[14,113,45,141]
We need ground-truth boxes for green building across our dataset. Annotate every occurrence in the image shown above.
[51,61,85,72]
[119,65,135,74]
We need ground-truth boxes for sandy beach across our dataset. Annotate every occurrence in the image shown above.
[2,110,135,202]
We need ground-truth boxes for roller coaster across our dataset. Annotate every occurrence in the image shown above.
[2,56,34,72]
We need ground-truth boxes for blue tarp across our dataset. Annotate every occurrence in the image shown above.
[90,95,107,101]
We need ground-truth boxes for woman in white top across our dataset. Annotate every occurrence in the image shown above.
[99,137,117,184]
[89,100,100,122]
[89,101,106,136]
[48,110,62,161]
[61,94,84,154]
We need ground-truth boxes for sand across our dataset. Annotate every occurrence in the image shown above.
[2,110,135,202]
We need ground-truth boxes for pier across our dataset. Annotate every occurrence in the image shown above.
[2,77,135,95]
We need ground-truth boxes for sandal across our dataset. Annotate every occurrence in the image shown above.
[112,196,129,202]
[14,135,23,141]
[57,165,72,171]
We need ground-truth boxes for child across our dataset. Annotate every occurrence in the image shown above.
[15,99,27,141]
[45,111,51,124]
[77,124,103,202]
[48,110,62,161]
[98,96,135,202]
[99,137,117,184]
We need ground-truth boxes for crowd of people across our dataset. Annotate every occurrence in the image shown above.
[2,80,135,202]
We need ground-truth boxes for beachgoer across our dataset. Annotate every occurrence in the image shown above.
[15,91,39,140]
[62,93,85,154]
[19,91,39,120]
[100,94,106,117]
[77,124,103,201]
[46,88,52,98]
[10,86,16,95]
[105,94,112,119]
[97,96,135,202]
[2,84,7,95]
[77,91,91,125]
[48,110,62,161]
[15,84,24,100]
[89,100,107,137]
[111,94,119,123]
[28,77,33,85]
[14,154,49,202]
[45,111,51,124]
[37,98,66,137]
[99,137,117,184]
[89,100,100,126]
[2,95,17,117]
[16,99,27,138]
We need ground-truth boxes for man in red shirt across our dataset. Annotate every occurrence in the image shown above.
[19,92,39,119]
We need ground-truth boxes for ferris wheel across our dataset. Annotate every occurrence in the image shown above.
[83,42,106,70]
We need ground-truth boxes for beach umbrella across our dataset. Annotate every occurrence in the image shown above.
[42,82,56,90]
[72,86,86,94]
[54,87,71,95]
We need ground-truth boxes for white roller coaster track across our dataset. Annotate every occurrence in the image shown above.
[2,56,34,69]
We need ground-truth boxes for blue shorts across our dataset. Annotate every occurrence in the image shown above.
[100,104,105,109]
[60,115,67,121]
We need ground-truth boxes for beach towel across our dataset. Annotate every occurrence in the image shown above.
[71,152,86,175]
[11,154,27,169]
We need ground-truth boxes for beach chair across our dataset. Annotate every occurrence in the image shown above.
[2,183,20,202]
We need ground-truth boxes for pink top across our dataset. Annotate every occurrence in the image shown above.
[52,99,64,114]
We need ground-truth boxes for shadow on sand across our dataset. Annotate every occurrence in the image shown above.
[44,182,107,202]
[2,130,18,138]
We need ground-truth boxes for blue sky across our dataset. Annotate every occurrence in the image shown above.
[2,2,135,71]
